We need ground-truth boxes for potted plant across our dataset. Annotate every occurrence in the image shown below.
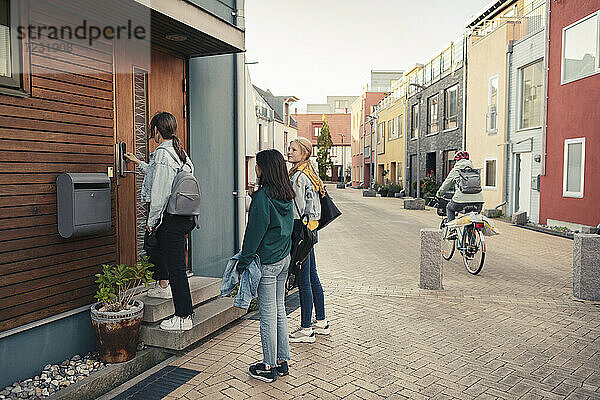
[90,257,154,363]
[378,185,389,197]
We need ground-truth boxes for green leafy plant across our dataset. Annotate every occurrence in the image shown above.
[317,119,334,181]
[387,183,403,195]
[94,257,155,312]
[412,170,440,198]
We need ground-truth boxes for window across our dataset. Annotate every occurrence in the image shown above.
[484,159,497,188]
[398,115,404,137]
[444,85,458,130]
[387,120,393,140]
[377,122,384,144]
[0,0,21,89]
[411,103,419,139]
[313,125,322,138]
[443,150,457,178]
[563,138,585,198]
[428,95,439,134]
[487,76,498,133]
[562,11,599,84]
[520,61,543,129]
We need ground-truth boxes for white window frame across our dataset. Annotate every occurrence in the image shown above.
[561,11,600,85]
[518,59,544,130]
[562,138,585,198]
[484,158,498,190]
[444,84,459,131]
[487,75,499,134]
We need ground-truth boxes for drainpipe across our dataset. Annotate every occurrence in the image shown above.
[504,41,514,210]
[462,33,468,151]
[541,0,550,176]
[234,0,246,251]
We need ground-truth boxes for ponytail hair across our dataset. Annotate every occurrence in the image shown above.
[150,112,186,162]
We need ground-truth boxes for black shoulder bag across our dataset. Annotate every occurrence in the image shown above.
[317,188,342,231]
[287,199,316,290]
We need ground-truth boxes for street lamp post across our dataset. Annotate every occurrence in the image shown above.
[340,133,345,185]
[409,83,426,199]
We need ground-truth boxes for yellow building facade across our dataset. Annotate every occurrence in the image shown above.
[466,0,523,209]
[375,78,406,187]
[350,95,364,185]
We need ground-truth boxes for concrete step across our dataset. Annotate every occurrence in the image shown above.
[140,297,246,351]
[140,277,221,323]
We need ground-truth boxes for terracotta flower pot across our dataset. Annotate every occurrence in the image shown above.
[90,301,144,363]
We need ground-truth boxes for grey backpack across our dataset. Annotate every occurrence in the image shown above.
[457,167,482,194]
[161,149,201,227]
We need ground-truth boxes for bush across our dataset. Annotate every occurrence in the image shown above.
[411,171,440,199]
[387,183,403,195]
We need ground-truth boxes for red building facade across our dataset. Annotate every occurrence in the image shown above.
[540,0,600,228]
[292,113,351,181]
[352,92,385,188]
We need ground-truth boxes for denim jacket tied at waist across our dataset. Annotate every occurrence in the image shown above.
[220,252,262,310]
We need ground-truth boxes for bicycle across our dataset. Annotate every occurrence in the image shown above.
[428,194,486,275]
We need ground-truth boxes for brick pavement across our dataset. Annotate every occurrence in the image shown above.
[165,187,600,400]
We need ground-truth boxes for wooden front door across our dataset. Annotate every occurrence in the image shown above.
[114,44,186,266]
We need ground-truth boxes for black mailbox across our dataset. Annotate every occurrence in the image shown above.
[57,173,111,238]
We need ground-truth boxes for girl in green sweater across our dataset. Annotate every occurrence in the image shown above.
[238,149,295,382]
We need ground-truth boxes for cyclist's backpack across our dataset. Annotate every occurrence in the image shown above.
[457,167,482,194]
[161,149,201,227]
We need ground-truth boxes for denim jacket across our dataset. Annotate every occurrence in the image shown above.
[290,164,321,222]
[138,140,194,228]
[220,252,262,310]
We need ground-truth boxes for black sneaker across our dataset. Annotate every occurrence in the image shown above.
[276,361,289,376]
[248,363,277,382]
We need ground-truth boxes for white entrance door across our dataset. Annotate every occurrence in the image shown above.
[517,153,532,214]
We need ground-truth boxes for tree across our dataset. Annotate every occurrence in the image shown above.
[317,118,333,181]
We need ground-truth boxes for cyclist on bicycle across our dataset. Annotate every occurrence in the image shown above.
[436,151,484,224]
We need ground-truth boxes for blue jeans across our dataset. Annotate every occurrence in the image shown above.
[297,247,326,328]
[257,254,291,367]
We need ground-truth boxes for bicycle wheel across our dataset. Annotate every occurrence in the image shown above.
[462,227,485,275]
[441,222,455,261]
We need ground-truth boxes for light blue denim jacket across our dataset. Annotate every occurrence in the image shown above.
[220,252,262,310]
[290,170,321,221]
[138,140,194,228]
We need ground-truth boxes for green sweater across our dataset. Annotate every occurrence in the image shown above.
[237,186,294,271]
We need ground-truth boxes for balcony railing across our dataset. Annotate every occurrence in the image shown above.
[256,105,270,119]
[471,1,546,45]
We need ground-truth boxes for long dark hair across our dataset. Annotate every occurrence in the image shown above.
[256,150,296,202]
[150,112,186,162]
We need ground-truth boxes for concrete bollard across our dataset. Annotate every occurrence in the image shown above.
[573,234,600,301]
[404,198,426,210]
[362,190,376,197]
[420,228,443,290]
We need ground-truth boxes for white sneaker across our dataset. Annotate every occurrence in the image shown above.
[147,284,172,299]
[311,319,330,335]
[289,327,316,343]
[159,315,193,331]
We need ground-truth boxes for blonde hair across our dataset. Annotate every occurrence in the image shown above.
[288,137,324,195]
[290,137,313,161]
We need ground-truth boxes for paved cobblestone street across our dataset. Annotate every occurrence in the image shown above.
[166,187,600,400]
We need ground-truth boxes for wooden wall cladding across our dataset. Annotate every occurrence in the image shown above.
[0,0,117,332]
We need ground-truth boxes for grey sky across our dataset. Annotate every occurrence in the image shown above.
[245,0,488,112]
